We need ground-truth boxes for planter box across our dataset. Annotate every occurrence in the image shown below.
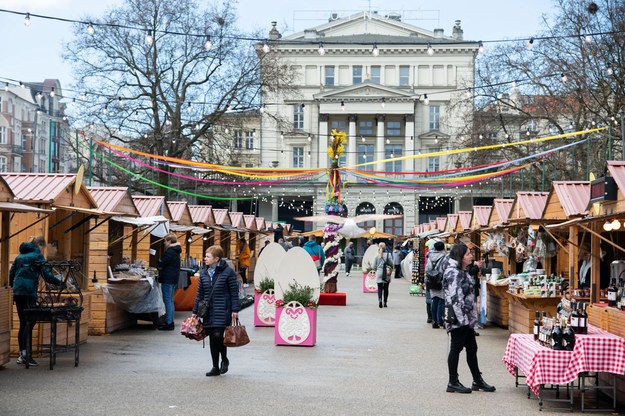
[362,271,378,293]
[254,290,276,327]
[275,302,317,346]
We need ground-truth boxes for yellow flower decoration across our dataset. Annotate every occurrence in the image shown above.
[328,129,347,160]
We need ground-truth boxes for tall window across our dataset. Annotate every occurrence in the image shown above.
[234,130,243,148]
[383,203,404,235]
[399,66,410,86]
[0,156,6,172]
[427,147,440,172]
[353,66,363,84]
[429,105,440,130]
[385,144,403,173]
[325,66,335,86]
[0,126,6,144]
[386,121,401,136]
[371,66,381,84]
[245,131,254,149]
[358,120,374,137]
[293,104,304,129]
[293,146,304,168]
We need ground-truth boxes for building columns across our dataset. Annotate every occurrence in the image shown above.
[404,114,415,172]
[318,114,329,169]
[348,114,357,168]
[376,114,385,172]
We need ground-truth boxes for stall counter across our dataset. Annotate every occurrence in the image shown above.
[504,292,561,334]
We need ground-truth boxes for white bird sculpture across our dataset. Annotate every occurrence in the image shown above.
[294,214,402,238]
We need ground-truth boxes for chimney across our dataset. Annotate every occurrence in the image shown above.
[434,28,444,38]
[269,21,281,40]
[452,20,463,41]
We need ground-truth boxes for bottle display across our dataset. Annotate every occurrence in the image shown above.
[551,320,563,350]
[563,322,576,351]
[579,303,588,334]
[533,311,540,341]
[570,301,579,333]
[608,278,618,307]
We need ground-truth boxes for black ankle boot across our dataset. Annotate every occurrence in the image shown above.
[206,367,220,377]
[472,377,496,392]
[220,358,229,374]
[447,378,472,393]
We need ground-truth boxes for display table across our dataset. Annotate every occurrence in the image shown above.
[503,325,625,411]
[174,276,199,311]
[486,281,509,327]
[504,292,560,334]
[24,306,83,370]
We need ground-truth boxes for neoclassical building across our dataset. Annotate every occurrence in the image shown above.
[253,11,482,240]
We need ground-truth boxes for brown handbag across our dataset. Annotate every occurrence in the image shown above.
[223,318,250,347]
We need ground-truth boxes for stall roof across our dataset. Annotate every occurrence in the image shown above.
[490,198,514,226]
[87,186,139,217]
[436,217,447,231]
[511,191,549,221]
[547,181,590,218]
[229,212,244,228]
[472,206,492,228]
[243,215,258,231]
[1,173,98,210]
[188,205,215,225]
[255,217,266,231]
[458,211,473,231]
[446,214,459,233]
[132,195,172,219]
[167,201,192,225]
[607,161,625,193]
[212,209,231,226]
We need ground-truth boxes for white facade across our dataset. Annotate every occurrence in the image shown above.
[257,12,479,234]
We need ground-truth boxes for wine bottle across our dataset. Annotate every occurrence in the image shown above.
[570,301,579,333]
[533,311,540,341]
[580,303,588,334]
[563,322,576,351]
[608,278,618,307]
[551,320,563,350]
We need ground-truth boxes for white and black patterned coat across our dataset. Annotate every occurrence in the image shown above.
[443,258,477,332]
[193,259,240,328]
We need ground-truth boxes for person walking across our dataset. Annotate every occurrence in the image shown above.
[375,242,392,308]
[392,244,403,279]
[344,241,355,277]
[303,236,325,272]
[193,245,240,377]
[157,233,181,330]
[426,241,446,329]
[443,243,496,394]
[10,236,64,367]
[238,238,251,288]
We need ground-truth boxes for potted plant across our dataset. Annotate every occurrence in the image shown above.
[254,277,276,327]
[275,282,318,347]
[362,260,378,293]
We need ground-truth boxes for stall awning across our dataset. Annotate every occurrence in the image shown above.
[169,224,211,234]
[417,229,441,239]
[0,201,52,213]
[54,205,120,216]
[111,215,168,226]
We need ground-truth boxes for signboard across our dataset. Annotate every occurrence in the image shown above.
[589,176,617,204]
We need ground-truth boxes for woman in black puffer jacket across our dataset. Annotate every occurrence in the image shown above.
[193,245,240,377]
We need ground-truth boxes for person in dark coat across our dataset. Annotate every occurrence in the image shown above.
[10,236,63,367]
[157,233,181,330]
[193,245,240,377]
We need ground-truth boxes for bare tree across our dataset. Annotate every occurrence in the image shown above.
[451,0,625,193]
[63,0,294,195]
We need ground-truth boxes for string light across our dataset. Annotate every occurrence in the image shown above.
[560,73,568,83]
[381,98,385,108]
[204,37,212,51]
[24,12,31,27]
[611,219,621,230]
[372,43,379,56]
[527,38,534,49]
[423,94,429,105]
[426,42,434,56]
[87,22,95,35]
[478,41,484,54]
[187,102,192,113]
[340,100,345,111]
[262,42,270,53]
[145,30,154,46]
[318,42,325,55]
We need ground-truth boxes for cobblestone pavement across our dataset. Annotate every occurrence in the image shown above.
[0,271,612,415]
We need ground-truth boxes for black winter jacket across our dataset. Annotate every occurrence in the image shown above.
[193,259,240,327]
[157,243,181,284]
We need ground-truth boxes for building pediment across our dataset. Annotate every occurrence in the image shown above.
[314,82,416,102]
[418,130,450,140]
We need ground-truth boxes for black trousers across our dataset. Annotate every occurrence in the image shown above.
[448,325,481,382]
[377,282,389,304]
[239,266,248,284]
[14,295,36,354]
[394,264,402,279]
[207,326,228,368]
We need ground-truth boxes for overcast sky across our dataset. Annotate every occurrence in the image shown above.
[0,0,556,91]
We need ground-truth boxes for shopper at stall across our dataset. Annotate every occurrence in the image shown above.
[238,238,251,288]
[193,245,240,377]
[344,241,355,277]
[157,233,181,331]
[10,236,64,367]
[375,242,392,308]
[392,244,403,279]
[444,243,496,394]
[303,235,325,272]
[426,241,447,328]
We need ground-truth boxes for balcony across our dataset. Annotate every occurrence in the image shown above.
[0,143,23,156]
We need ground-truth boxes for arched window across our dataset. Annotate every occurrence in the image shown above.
[356,201,376,230]
[383,202,404,235]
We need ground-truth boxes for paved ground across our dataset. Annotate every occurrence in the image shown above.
[0,272,620,415]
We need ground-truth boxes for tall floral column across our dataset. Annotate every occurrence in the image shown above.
[322,222,343,293]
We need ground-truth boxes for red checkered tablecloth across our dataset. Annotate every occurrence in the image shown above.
[502,325,625,397]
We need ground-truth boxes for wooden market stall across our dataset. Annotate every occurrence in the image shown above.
[212,209,232,257]
[131,195,173,267]
[86,186,140,335]
[505,191,554,334]
[166,201,194,261]
[486,199,514,275]
[0,176,52,366]
[188,205,216,260]
[2,173,103,356]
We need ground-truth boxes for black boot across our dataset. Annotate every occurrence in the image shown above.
[472,377,496,392]
[447,376,472,393]
[426,303,432,323]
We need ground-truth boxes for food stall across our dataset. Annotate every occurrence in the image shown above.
[188,204,216,258]
[212,208,232,257]
[0,176,52,366]
[167,201,194,260]
[86,186,140,334]
[131,195,172,266]
[2,172,103,356]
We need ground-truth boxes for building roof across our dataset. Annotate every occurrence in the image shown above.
[551,181,590,218]
[472,206,492,228]
[188,205,215,225]
[167,201,192,225]
[513,192,549,220]
[87,186,139,216]
[132,195,171,219]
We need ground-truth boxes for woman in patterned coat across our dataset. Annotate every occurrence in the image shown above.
[443,243,495,394]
